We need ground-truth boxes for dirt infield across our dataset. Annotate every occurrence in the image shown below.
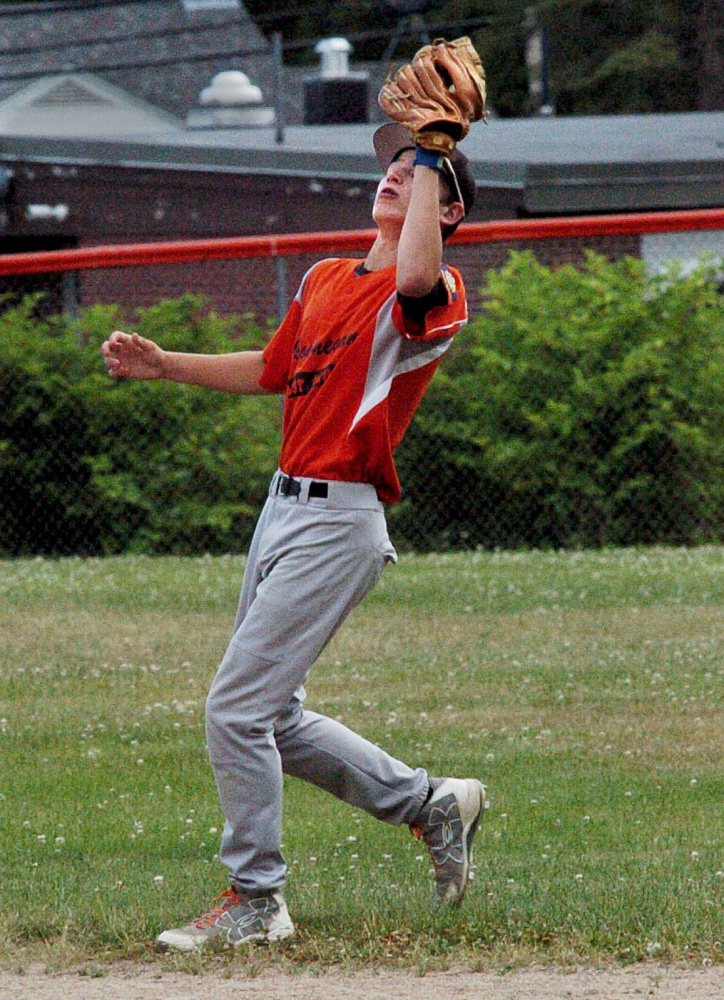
[2,962,723,1000]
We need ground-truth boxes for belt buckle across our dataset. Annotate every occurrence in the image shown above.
[278,474,301,497]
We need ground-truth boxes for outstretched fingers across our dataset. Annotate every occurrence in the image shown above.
[101,331,163,379]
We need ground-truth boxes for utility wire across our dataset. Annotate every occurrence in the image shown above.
[283,16,493,52]
[3,12,491,61]
[1,14,255,59]
[0,0,364,22]
[0,44,272,84]
[0,0,187,18]
[0,12,492,84]
[0,0,474,28]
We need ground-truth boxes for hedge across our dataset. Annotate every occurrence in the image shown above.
[391,251,724,549]
[1,252,723,555]
[0,296,280,556]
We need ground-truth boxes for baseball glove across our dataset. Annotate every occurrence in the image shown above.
[378,36,487,156]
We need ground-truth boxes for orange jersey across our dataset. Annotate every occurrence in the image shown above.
[259,258,468,504]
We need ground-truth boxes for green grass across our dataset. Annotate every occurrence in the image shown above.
[0,548,723,972]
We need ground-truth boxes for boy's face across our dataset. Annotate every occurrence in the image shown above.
[372,149,417,229]
[372,149,461,234]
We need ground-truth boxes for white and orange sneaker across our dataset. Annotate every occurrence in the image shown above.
[156,887,294,951]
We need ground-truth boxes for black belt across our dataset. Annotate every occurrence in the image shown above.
[276,474,328,499]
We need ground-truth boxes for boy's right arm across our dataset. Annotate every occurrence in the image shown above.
[101,331,269,395]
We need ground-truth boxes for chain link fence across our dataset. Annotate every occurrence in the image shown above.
[2,213,724,557]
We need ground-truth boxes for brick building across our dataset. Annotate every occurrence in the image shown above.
[0,21,722,322]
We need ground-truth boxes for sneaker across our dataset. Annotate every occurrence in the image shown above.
[410,777,487,905]
[155,888,294,952]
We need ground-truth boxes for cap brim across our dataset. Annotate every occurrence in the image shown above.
[373,122,466,210]
[373,122,415,172]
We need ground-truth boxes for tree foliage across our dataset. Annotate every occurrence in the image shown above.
[474,0,705,115]
[538,0,700,115]
[245,0,493,64]
[245,0,717,115]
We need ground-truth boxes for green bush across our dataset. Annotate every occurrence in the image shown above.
[3,254,724,556]
[392,252,724,549]
[0,298,98,555]
[0,296,281,556]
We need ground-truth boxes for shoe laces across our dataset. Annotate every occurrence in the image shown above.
[194,887,243,929]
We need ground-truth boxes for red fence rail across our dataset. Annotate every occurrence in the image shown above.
[1,207,723,276]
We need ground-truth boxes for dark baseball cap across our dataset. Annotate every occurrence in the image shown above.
[373,122,476,218]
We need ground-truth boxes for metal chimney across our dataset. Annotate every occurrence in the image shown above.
[304,37,369,124]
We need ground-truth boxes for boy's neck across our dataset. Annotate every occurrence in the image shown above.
[364,232,399,272]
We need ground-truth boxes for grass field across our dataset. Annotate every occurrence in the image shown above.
[1,547,723,973]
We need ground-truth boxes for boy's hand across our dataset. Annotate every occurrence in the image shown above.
[102,331,166,380]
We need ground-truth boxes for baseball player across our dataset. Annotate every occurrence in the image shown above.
[101,40,488,951]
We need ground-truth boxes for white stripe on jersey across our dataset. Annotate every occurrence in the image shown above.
[350,293,464,432]
[293,258,343,304]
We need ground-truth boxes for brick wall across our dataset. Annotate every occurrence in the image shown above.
[78,233,644,328]
[2,147,643,325]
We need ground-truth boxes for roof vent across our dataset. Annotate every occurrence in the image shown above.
[304,38,369,125]
[186,70,275,129]
[36,80,111,106]
[200,71,263,106]
[315,37,352,78]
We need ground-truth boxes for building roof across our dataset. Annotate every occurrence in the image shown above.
[0,0,272,120]
[0,70,722,215]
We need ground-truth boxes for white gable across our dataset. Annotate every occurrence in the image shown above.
[0,73,183,138]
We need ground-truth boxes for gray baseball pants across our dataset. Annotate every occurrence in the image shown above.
[205,471,431,893]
